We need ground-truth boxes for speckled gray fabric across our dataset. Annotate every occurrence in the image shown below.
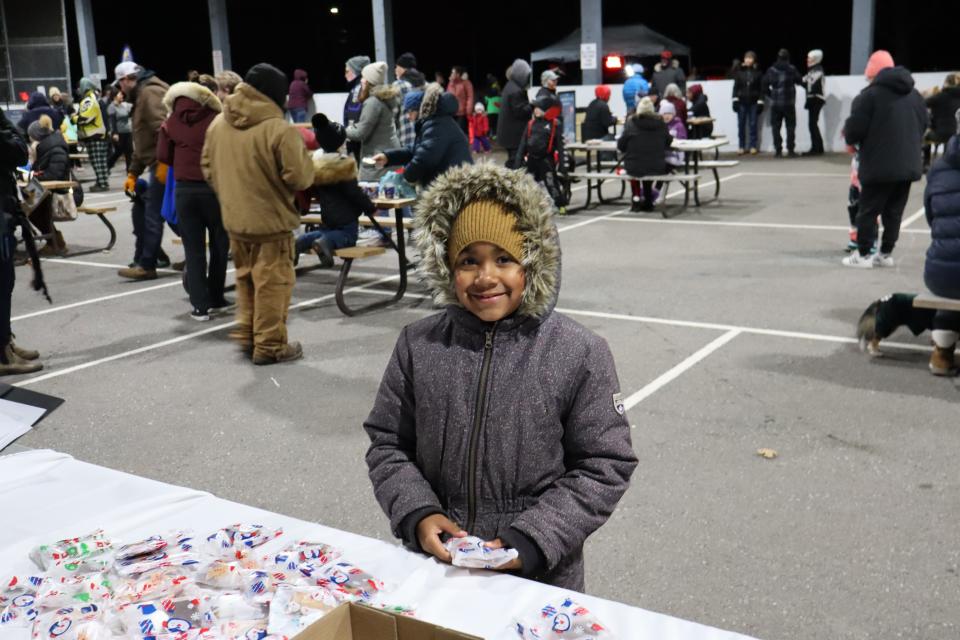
[364,165,638,591]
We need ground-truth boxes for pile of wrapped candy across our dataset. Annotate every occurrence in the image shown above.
[1,524,412,640]
[512,597,612,640]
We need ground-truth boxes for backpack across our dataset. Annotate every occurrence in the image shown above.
[525,118,558,161]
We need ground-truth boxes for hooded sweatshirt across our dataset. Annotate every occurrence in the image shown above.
[345,84,401,181]
[382,84,472,187]
[762,59,802,109]
[496,59,533,149]
[927,85,960,144]
[924,135,960,299]
[309,153,375,229]
[844,66,928,184]
[18,93,64,132]
[364,164,638,591]
[157,82,222,182]
[287,69,312,111]
[201,82,315,239]
[128,69,171,176]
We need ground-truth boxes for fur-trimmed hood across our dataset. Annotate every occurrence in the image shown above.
[370,84,401,108]
[418,82,444,120]
[312,153,358,186]
[415,163,560,320]
[163,81,222,116]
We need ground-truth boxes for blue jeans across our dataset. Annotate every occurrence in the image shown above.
[289,108,307,123]
[737,103,759,150]
[296,222,358,254]
[130,168,166,269]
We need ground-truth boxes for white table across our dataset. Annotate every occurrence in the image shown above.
[0,449,756,640]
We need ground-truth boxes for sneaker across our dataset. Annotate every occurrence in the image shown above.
[88,184,110,193]
[312,237,335,268]
[356,229,382,247]
[557,206,567,215]
[841,253,874,268]
[171,260,186,272]
[209,299,235,314]
[929,346,958,376]
[774,150,783,158]
[873,253,895,268]
[118,265,158,280]
[737,149,746,156]
[253,341,303,365]
[630,197,642,212]
[190,308,210,322]
[749,148,758,155]
[787,151,799,158]
[156,257,172,269]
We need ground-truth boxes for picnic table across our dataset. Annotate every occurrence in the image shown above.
[300,195,417,316]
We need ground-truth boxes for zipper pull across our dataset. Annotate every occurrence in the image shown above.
[484,331,493,350]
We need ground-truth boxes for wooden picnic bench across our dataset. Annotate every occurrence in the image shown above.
[73,206,119,256]
[567,171,701,217]
[913,293,960,312]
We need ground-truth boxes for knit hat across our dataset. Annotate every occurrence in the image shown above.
[448,199,525,267]
[361,61,387,86]
[661,50,673,60]
[346,55,370,77]
[636,96,655,116]
[658,100,676,116]
[474,102,485,113]
[540,69,559,86]
[48,87,61,99]
[777,48,790,62]
[79,77,98,95]
[627,63,644,77]
[807,49,823,65]
[27,115,54,142]
[687,83,703,99]
[396,52,417,70]
[865,50,894,81]
[594,85,611,101]
[244,63,288,109]
[310,112,347,153]
[403,90,424,113]
[534,94,559,112]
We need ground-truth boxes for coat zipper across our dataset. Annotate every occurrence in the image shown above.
[466,325,496,533]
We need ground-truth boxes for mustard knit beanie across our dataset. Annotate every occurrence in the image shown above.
[448,200,524,267]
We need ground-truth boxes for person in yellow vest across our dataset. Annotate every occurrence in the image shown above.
[74,77,110,191]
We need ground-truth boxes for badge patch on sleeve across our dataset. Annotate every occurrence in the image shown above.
[612,393,625,415]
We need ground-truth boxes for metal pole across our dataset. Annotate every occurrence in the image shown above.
[0,1,14,101]
[371,0,395,82]
[73,0,97,80]
[849,0,875,75]
[207,0,232,73]
[60,0,72,94]
[579,0,602,85]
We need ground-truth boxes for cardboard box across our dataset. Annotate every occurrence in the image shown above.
[298,602,483,640]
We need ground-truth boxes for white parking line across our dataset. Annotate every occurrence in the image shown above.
[43,258,180,274]
[740,171,849,178]
[900,206,926,229]
[623,329,741,410]
[600,217,931,234]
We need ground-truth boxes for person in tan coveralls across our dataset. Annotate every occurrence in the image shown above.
[202,63,314,365]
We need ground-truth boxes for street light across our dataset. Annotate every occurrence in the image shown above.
[330,6,339,14]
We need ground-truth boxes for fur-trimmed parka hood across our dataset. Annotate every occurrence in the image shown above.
[418,82,447,120]
[370,84,401,108]
[163,81,222,116]
[313,153,358,186]
[415,163,560,321]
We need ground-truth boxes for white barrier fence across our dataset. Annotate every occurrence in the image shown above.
[310,71,957,153]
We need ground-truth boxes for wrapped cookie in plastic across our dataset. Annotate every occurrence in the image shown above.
[513,597,612,639]
[445,536,519,570]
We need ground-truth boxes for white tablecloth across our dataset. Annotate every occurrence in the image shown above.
[0,450,756,640]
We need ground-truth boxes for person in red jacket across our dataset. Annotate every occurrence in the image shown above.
[156,78,231,321]
[446,65,474,135]
[287,69,312,123]
[468,102,491,154]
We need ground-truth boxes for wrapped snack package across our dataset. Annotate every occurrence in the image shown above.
[30,604,107,640]
[30,531,114,572]
[195,558,259,590]
[121,595,214,639]
[116,533,199,577]
[513,598,612,640]
[1,590,41,627]
[116,536,172,562]
[241,570,294,605]
[445,537,519,570]
[114,571,192,604]
[266,585,338,637]
[205,525,282,561]
[1,575,44,607]
[36,572,113,608]
[310,562,384,603]
[267,542,340,572]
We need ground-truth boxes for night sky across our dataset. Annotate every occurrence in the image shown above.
[68,0,958,95]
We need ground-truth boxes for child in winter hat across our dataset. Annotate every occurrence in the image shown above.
[364,163,637,591]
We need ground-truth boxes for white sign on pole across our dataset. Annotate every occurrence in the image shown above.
[580,43,598,70]
[212,50,224,75]
[97,55,107,81]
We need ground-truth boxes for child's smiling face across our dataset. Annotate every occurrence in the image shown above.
[453,242,526,322]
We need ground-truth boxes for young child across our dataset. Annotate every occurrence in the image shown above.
[617,97,673,212]
[659,100,687,168]
[468,102,491,154]
[847,148,861,252]
[364,164,638,590]
[297,113,375,267]
[517,94,567,212]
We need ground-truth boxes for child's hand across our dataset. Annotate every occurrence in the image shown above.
[372,153,387,167]
[416,514,467,563]
[482,538,522,571]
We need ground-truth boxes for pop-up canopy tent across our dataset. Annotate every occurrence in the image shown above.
[531,23,690,63]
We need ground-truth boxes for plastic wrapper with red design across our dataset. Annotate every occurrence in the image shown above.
[30,604,108,640]
[120,594,215,640]
[308,562,384,603]
[265,584,338,637]
[116,533,200,577]
[241,570,295,605]
[266,541,341,572]
[114,571,193,604]
[445,536,519,569]
[513,597,613,639]
[0,579,42,627]
[29,531,115,572]
[36,572,114,608]
[116,532,194,562]
[194,557,260,590]
[205,525,283,561]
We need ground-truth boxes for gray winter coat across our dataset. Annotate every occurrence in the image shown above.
[496,59,533,151]
[346,84,401,181]
[364,164,638,591]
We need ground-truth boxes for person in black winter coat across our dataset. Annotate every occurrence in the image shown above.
[923,128,960,374]
[731,51,764,154]
[17,92,64,133]
[517,94,567,211]
[762,49,802,157]
[618,97,673,211]
[802,49,826,155]
[651,50,686,98]
[299,113,376,268]
[686,84,713,138]
[923,73,960,169]
[842,51,928,267]
[580,85,617,142]
[27,116,69,256]
[496,59,533,169]
[378,83,473,189]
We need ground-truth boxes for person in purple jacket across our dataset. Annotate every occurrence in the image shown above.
[286,68,312,123]
[364,164,638,591]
